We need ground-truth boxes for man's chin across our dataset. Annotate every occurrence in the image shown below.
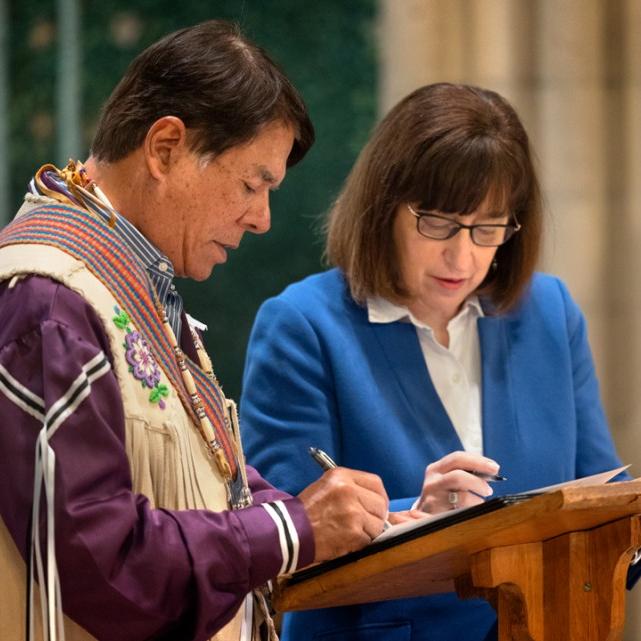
[185,262,216,282]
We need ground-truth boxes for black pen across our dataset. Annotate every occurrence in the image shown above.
[468,471,507,482]
[308,447,391,531]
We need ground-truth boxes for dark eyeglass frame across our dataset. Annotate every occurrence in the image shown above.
[406,204,521,247]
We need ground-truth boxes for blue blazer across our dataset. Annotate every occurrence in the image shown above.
[240,269,625,641]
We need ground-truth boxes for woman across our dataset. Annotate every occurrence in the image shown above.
[239,83,626,641]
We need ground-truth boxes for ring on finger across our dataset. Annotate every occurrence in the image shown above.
[447,491,459,509]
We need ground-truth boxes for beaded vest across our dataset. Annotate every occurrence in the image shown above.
[0,199,263,641]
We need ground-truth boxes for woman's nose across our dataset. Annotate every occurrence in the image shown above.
[443,228,475,270]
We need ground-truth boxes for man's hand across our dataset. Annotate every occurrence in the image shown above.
[298,467,389,563]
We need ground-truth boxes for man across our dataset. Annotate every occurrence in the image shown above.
[0,21,389,641]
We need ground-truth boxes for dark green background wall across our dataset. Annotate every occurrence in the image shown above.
[7,0,377,399]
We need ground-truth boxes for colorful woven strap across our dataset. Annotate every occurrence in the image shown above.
[0,204,237,477]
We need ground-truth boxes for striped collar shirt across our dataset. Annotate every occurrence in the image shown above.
[27,177,184,338]
[109,213,184,339]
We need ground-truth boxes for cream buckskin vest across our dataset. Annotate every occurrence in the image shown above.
[0,202,256,641]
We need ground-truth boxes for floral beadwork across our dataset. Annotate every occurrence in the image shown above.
[112,305,169,409]
[124,332,161,388]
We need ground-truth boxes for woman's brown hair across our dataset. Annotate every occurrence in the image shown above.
[326,83,542,312]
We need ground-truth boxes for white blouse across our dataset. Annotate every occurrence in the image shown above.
[367,295,484,454]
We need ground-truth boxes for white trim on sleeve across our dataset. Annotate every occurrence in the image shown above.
[262,500,301,575]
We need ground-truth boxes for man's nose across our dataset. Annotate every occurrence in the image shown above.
[244,192,271,234]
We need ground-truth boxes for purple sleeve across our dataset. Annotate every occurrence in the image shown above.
[0,276,314,641]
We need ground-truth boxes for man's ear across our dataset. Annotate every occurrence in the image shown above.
[143,116,188,180]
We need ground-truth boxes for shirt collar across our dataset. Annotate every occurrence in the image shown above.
[109,211,175,280]
[28,172,176,283]
[28,173,183,333]
[99,208,183,336]
[88,206,186,339]
[367,294,484,329]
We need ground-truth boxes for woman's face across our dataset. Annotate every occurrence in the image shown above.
[392,197,503,327]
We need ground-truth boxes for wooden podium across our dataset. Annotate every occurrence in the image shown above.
[274,481,641,641]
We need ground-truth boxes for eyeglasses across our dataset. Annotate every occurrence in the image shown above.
[406,204,521,247]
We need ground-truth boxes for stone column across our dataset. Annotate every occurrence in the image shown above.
[379,1,537,132]
[535,0,608,358]
[606,1,641,635]
[379,0,463,112]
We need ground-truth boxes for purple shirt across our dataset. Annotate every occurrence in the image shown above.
[0,275,314,641]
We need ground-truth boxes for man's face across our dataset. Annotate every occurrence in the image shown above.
[148,120,295,281]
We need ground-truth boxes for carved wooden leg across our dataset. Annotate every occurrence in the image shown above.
[458,542,543,641]
[542,516,640,641]
[456,516,640,641]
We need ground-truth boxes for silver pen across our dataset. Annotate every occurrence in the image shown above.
[308,446,337,471]
[308,447,391,531]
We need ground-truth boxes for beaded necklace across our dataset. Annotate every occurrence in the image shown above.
[157,304,232,480]
[28,160,251,508]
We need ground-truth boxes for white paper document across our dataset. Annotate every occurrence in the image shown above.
[520,464,629,495]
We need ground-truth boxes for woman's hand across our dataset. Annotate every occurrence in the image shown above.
[417,451,501,514]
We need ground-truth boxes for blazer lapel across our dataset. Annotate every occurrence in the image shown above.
[370,321,463,455]
[478,314,519,477]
